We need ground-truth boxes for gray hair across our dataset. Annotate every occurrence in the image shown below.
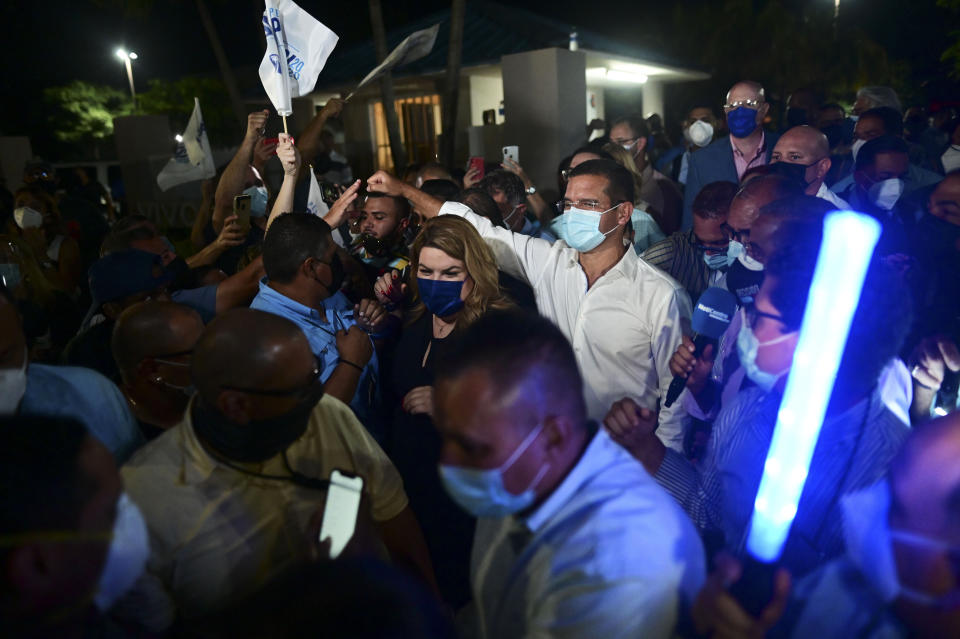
[857,86,902,113]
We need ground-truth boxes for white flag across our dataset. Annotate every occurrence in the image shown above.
[349,24,439,98]
[260,0,338,116]
[157,98,216,192]
[306,169,330,218]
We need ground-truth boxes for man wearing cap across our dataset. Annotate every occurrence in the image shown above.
[63,249,176,381]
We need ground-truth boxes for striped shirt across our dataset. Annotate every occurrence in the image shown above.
[642,229,717,305]
[655,386,909,577]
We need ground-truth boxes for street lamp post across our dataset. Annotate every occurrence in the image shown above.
[115,49,138,107]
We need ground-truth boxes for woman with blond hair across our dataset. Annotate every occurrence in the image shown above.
[374,214,513,608]
[602,143,667,252]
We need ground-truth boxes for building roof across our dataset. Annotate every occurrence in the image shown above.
[316,1,703,88]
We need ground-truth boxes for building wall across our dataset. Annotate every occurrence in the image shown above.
[468,75,504,127]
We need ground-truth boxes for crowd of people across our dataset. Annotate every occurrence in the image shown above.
[2,78,960,638]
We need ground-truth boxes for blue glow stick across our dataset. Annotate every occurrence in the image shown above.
[745,211,882,562]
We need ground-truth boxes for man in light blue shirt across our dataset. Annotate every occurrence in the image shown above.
[433,310,705,639]
[0,283,143,462]
[250,212,387,435]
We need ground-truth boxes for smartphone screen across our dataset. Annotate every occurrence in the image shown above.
[319,470,364,559]
[502,145,519,164]
[233,194,251,234]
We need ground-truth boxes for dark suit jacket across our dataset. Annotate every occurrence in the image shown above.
[681,132,780,230]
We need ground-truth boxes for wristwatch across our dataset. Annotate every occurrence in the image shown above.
[525,185,537,195]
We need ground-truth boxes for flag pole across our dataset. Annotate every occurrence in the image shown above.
[282,115,288,134]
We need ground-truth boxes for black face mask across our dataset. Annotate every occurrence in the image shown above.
[914,214,960,257]
[726,257,765,305]
[191,396,315,463]
[767,161,816,189]
[786,107,808,128]
[323,252,345,295]
[360,233,390,257]
[820,124,844,149]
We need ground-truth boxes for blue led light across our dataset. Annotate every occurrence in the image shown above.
[745,211,882,562]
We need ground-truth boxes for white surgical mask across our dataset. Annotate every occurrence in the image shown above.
[851,138,866,162]
[94,493,150,611]
[868,177,905,211]
[942,145,960,174]
[13,206,44,229]
[0,348,28,415]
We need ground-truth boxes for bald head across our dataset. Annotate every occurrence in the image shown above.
[771,126,832,193]
[726,81,765,104]
[112,301,203,383]
[191,308,314,403]
[728,175,804,231]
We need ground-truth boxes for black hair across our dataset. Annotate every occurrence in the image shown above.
[457,187,504,227]
[567,159,635,206]
[759,194,837,220]
[261,212,332,284]
[569,145,614,162]
[436,309,586,422]
[478,170,526,207]
[364,193,412,220]
[419,179,462,203]
[860,107,904,137]
[854,135,909,171]
[0,416,93,549]
[766,234,912,400]
[693,181,738,220]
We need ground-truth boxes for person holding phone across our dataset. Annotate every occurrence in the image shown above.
[372,216,513,608]
[115,309,437,631]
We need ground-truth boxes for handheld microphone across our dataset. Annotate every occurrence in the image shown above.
[664,287,737,408]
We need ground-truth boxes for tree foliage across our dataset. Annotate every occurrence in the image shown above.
[137,76,237,147]
[939,0,960,80]
[43,81,133,144]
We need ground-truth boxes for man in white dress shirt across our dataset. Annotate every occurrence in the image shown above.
[432,310,706,639]
[770,125,850,209]
[367,160,692,452]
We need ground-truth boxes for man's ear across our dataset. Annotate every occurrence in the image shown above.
[635,137,648,154]
[542,415,573,460]
[816,157,832,181]
[617,201,634,226]
[135,357,160,383]
[759,102,771,120]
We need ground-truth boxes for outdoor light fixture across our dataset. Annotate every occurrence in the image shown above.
[115,48,139,106]
[175,134,183,143]
[585,67,648,85]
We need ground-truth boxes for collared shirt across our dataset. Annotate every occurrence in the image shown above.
[468,428,705,639]
[249,279,379,425]
[440,202,692,452]
[732,130,768,180]
[642,228,719,305]
[20,363,143,463]
[630,208,666,253]
[118,394,407,629]
[815,182,851,210]
[655,386,910,577]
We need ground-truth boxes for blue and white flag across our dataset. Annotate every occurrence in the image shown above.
[157,98,216,192]
[259,0,338,116]
[306,168,330,218]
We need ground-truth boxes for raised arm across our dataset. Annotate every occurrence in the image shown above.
[296,98,345,176]
[502,157,555,223]
[367,170,444,218]
[213,110,269,234]
[266,133,301,233]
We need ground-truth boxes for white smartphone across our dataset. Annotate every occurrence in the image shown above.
[502,145,519,164]
[318,469,364,559]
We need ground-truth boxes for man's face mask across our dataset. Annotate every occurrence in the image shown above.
[686,119,714,148]
[769,160,819,189]
[727,106,759,139]
[867,177,905,211]
[736,309,796,392]
[439,423,550,517]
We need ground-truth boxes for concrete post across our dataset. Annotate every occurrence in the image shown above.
[641,80,664,119]
[502,48,586,203]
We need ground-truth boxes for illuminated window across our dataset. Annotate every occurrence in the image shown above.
[370,94,443,173]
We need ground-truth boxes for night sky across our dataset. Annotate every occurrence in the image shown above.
[2,0,955,145]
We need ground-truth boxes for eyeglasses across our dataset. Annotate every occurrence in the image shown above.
[693,239,730,255]
[152,349,193,368]
[723,99,762,111]
[744,303,786,330]
[610,136,640,146]
[720,223,750,245]
[222,361,325,402]
[561,199,622,213]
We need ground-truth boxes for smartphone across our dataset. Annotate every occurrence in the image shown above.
[468,156,485,180]
[263,137,279,147]
[319,469,364,559]
[502,145,519,164]
[233,194,251,234]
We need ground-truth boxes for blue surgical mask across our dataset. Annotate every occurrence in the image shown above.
[439,423,550,518]
[703,251,730,270]
[727,106,759,139]
[726,240,764,271]
[736,310,795,392]
[556,205,620,252]
[417,277,466,317]
[244,185,269,218]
